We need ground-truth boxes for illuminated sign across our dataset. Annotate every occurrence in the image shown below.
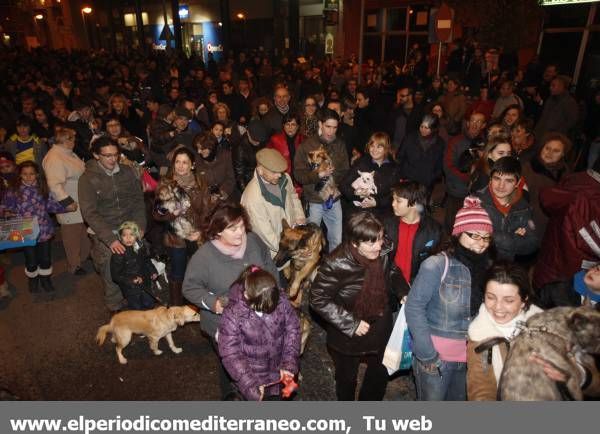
[179,5,189,19]
[541,0,598,5]
[207,43,223,52]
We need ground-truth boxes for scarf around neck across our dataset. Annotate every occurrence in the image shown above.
[348,243,387,320]
[211,231,248,259]
[454,242,490,316]
[174,172,196,189]
[470,303,543,384]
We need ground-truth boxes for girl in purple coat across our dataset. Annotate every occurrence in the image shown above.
[0,161,75,293]
[218,266,301,401]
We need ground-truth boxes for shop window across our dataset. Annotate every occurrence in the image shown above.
[363,35,382,63]
[384,35,407,62]
[409,4,429,32]
[545,4,590,28]
[387,8,407,32]
[365,9,384,33]
[540,31,582,77]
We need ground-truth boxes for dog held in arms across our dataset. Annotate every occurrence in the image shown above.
[154,182,196,240]
[96,306,200,364]
[307,146,340,203]
[274,220,325,353]
[498,306,600,400]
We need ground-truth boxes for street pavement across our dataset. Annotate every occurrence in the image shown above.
[0,236,415,401]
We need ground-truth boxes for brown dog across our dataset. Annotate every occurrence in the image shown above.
[96,306,200,364]
[274,221,324,308]
[274,221,324,353]
[307,146,340,202]
[499,306,600,400]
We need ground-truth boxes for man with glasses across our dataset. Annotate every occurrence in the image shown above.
[443,112,487,234]
[476,156,538,261]
[78,137,146,312]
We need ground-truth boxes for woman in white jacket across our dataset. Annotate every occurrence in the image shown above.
[42,126,90,275]
[466,261,543,400]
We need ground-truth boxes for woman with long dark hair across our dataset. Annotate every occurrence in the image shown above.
[153,147,215,305]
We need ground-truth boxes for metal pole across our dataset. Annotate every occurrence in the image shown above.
[161,0,171,51]
[357,0,365,84]
[573,4,596,86]
[436,41,442,76]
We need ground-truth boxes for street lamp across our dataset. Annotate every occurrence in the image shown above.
[35,14,44,20]
[81,6,92,49]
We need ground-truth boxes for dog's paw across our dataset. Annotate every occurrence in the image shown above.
[153,350,163,356]
[171,347,183,354]
[118,358,128,365]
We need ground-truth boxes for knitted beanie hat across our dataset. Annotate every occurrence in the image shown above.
[452,196,494,236]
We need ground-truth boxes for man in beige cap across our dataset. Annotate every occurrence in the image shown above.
[241,148,305,257]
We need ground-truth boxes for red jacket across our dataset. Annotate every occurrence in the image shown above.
[267,131,305,194]
[533,170,600,289]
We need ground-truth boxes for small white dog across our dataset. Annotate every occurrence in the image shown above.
[351,170,377,206]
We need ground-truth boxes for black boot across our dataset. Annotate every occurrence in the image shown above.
[39,275,56,293]
[169,280,183,306]
[28,276,40,293]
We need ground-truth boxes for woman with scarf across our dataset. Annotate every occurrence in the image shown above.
[153,147,215,306]
[396,114,445,198]
[310,212,396,400]
[521,132,571,236]
[406,196,494,400]
[182,202,279,400]
[467,261,542,400]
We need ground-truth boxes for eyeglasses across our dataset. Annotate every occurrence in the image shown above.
[464,232,493,243]
[99,152,120,159]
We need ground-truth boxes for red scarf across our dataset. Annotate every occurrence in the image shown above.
[349,244,387,320]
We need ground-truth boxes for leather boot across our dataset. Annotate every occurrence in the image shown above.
[28,276,40,293]
[169,280,183,306]
[39,276,56,293]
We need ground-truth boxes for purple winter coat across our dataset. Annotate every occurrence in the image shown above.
[218,283,301,401]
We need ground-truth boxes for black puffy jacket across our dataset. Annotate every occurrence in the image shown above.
[232,135,266,191]
[309,242,396,355]
[110,244,157,296]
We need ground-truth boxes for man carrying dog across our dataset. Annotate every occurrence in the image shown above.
[294,109,349,252]
[79,137,146,312]
[241,148,305,257]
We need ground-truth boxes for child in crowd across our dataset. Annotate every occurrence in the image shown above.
[218,266,300,401]
[0,161,74,293]
[110,221,158,310]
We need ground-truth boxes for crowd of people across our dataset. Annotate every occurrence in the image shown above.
[0,43,599,401]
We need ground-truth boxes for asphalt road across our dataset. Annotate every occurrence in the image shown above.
[0,236,414,401]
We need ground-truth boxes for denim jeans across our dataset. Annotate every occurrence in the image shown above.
[307,200,342,252]
[413,359,466,401]
[169,246,188,282]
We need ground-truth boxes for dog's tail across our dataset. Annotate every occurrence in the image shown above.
[96,324,112,346]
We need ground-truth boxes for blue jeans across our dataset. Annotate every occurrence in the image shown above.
[169,247,188,281]
[307,200,342,252]
[413,359,466,401]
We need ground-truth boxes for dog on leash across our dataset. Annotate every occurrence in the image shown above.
[96,305,200,364]
[274,221,325,353]
[499,306,600,400]
[307,146,340,202]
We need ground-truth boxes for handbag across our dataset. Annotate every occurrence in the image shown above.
[382,303,413,375]
[141,169,158,192]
